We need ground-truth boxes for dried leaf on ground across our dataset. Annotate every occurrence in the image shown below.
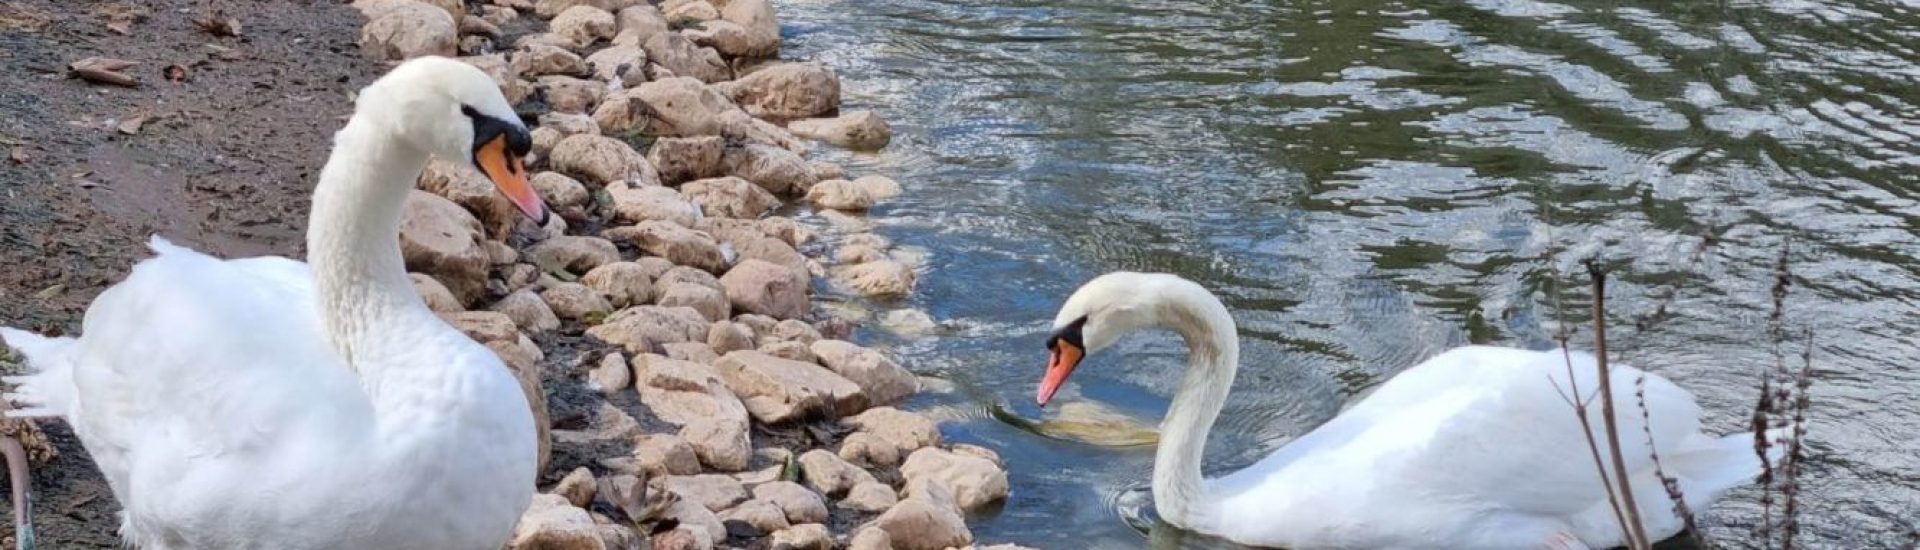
[193,10,240,37]
[69,57,140,87]
[93,2,148,35]
[116,115,148,135]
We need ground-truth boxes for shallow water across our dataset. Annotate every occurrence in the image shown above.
[776,0,1920,547]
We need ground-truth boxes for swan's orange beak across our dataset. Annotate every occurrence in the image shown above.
[1038,340,1082,407]
[475,136,547,225]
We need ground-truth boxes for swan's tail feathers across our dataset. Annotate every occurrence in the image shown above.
[1665,429,1794,504]
[0,328,78,419]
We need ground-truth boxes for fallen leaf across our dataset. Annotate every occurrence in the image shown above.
[193,10,240,37]
[93,2,147,35]
[69,57,139,87]
[0,3,52,32]
[8,147,27,164]
[164,64,188,82]
[32,284,64,300]
[116,115,147,135]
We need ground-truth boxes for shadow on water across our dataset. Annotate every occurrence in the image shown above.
[778,0,1920,546]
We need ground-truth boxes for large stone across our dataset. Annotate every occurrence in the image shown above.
[419,158,518,238]
[681,176,777,219]
[832,260,916,297]
[663,342,719,363]
[706,321,756,355]
[812,342,918,407]
[658,266,723,293]
[589,351,632,393]
[716,63,839,120]
[543,282,613,321]
[612,5,668,47]
[633,433,703,476]
[680,415,751,472]
[662,0,720,25]
[411,273,464,313]
[757,341,814,363]
[787,111,890,151]
[752,482,828,524]
[359,1,457,61]
[756,217,812,248]
[586,306,711,353]
[901,447,1009,514]
[851,175,903,201]
[526,235,621,274]
[769,524,831,550]
[510,494,606,550]
[607,221,726,273]
[713,0,778,58]
[458,54,532,104]
[514,43,587,77]
[658,283,730,322]
[769,319,822,345]
[581,261,657,308]
[722,144,817,196]
[606,180,699,226]
[715,351,865,423]
[719,259,809,320]
[805,179,873,211]
[539,75,606,114]
[849,528,892,550]
[795,449,876,498]
[664,474,749,512]
[704,224,807,278]
[841,407,939,466]
[644,32,730,84]
[550,5,616,46]
[583,44,648,87]
[492,289,562,333]
[399,190,490,304]
[870,484,971,550]
[535,0,640,18]
[553,467,597,508]
[721,499,789,536]
[664,497,727,544]
[840,481,897,513]
[648,136,726,185]
[532,171,591,213]
[550,134,652,186]
[611,77,736,136]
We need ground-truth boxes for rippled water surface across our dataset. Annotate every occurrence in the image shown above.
[774,0,1920,547]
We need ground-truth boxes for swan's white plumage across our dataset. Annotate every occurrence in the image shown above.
[1050,272,1778,550]
[1,57,537,549]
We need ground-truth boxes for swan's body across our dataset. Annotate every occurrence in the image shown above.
[1,57,547,549]
[1040,273,1777,550]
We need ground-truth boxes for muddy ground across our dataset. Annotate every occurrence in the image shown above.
[0,0,383,545]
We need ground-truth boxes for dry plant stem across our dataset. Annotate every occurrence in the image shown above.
[1587,262,1650,550]
[1638,374,1705,549]
[1,436,31,550]
[1554,346,1629,545]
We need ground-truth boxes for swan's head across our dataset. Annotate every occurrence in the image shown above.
[356,56,547,224]
[1039,272,1219,406]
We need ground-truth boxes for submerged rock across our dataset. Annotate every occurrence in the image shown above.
[901,447,1009,514]
[787,111,891,151]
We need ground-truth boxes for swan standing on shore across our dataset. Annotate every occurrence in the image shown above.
[1,57,547,549]
[1038,272,1775,549]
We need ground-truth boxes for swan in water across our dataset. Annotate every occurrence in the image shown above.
[1038,272,1777,550]
[0,57,547,549]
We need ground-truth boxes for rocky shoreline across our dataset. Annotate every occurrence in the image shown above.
[354,0,1023,548]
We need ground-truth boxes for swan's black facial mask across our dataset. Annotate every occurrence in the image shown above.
[461,105,546,225]
[1038,316,1088,407]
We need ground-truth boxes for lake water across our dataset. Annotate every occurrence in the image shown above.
[776,0,1920,547]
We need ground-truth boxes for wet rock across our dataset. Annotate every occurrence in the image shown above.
[728,233,809,279]
[586,305,710,353]
[756,217,812,248]
[835,244,888,264]
[510,493,606,550]
[769,523,831,550]
[770,319,822,345]
[705,0,779,58]
[539,75,606,114]
[848,527,892,550]
[719,499,789,536]
[554,467,598,508]
[533,171,590,216]
[715,351,865,423]
[807,161,845,181]
[645,32,730,83]
[583,44,648,87]
[880,309,938,336]
[458,54,533,104]
[359,1,458,61]
[608,221,726,273]
[951,443,1003,468]
[787,111,890,151]
[648,136,726,185]
[492,289,563,333]
[832,260,916,297]
[851,175,903,201]
[681,415,751,472]
[550,134,651,186]
[399,190,490,304]
[901,447,1009,514]
[722,144,817,196]
[581,261,657,307]
[606,180,699,226]
[805,179,873,211]
[658,283,730,322]
[513,43,587,76]
[589,351,631,393]
[634,433,703,476]
[662,0,720,25]
[717,259,809,320]
[527,235,621,274]
[870,483,971,550]
[551,5,616,46]
[840,407,938,467]
[665,474,750,513]
[752,481,828,524]
[840,481,897,513]
[420,158,518,237]
[681,176,777,219]
[612,5,668,47]
[796,449,876,498]
[706,321,756,355]
[812,342,918,407]
[411,273,464,313]
[717,62,839,120]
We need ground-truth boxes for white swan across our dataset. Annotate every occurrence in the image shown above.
[0,57,547,549]
[1038,272,1776,550]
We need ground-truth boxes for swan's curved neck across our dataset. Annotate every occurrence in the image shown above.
[307,117,434,368]
[1153,289,1238,529]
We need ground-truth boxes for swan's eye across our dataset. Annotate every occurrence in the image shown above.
[461,105,530,157]
[1046,316,1088,351]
